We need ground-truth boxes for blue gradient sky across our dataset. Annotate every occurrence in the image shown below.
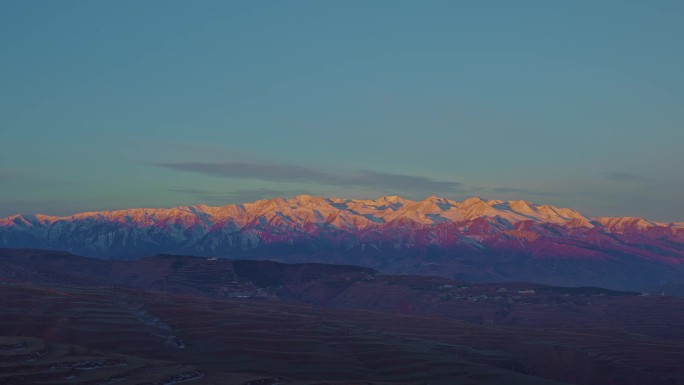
[1,1,683,220]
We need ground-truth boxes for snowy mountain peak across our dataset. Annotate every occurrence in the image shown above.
[0,195,651,229]
[461,196,488,205]
[1,195,681,266]
[2,195,683,292]
[595,217,656,232]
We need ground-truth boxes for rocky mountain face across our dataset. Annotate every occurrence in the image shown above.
[2,195,684,291]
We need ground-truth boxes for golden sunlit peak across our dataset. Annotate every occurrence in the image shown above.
[510,200,536,210]
[377,195,405,203]
[293,194,317,201]
[461,196,487,205]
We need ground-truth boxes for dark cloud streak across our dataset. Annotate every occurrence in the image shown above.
[602,171,650,182]
[491,187,560,197]
[0,168,23,181]
[154,161,461,194]
[168,187,305,205]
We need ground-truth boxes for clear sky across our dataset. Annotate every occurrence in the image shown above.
[1,0,683,221]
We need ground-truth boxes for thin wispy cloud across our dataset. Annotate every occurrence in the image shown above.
[167,188,230,204]
[225,188,303,203]
[602,171,650,182]
[128,138,240,160]
[168,187,305,205]
[0,199,87,217]
[491,187,560,197]
[154,161,461,194]
[0,168,22,181]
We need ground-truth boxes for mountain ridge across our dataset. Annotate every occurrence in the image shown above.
[2,195,684,291]
[3,194,679,228]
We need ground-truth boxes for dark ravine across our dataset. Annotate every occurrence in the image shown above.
[0,336,203,385]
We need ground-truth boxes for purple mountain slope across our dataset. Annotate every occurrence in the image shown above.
[2,195,684,291]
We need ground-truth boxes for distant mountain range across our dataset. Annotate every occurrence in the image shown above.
[2,195,684,291]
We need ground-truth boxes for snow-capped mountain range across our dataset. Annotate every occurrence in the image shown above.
[2,195,684,290]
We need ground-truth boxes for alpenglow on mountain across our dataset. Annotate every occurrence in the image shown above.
[2,195,684,291]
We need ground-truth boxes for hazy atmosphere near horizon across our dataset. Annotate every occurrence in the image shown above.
[5,4,684,385]
[2,1,683,221]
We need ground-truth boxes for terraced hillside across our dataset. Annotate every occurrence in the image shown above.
[0,283,565,385]
[0,249,376,303]
[2,282,684,384]
[0,336,202,385]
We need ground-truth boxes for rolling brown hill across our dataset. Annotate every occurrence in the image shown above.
[2,249,684,384]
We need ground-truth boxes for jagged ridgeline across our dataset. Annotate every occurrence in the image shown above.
[2,195,684,291]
